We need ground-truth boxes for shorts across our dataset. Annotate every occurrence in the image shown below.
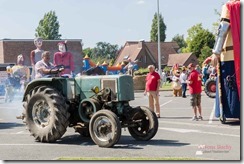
[190,93,201,107]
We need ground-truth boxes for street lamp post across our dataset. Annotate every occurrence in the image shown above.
[157,0,162,77]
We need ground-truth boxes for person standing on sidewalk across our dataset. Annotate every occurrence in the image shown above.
[180,67,188,98]
[186,63,203,121]
[144,65,161,118]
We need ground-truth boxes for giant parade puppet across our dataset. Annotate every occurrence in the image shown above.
[53,41,75,77]
[211,0,240,123]
[10,54,30,90]
[4,54,30,102]
[30,37,44,80]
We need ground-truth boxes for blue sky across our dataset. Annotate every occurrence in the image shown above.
[0,0,225,48]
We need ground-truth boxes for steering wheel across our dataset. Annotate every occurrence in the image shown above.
[49,65,65,74]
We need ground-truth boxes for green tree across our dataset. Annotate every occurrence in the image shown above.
[150,13,167,42]
[198,46,212,66]
[35,10,61,40]
[182,24,215,58]
[185,24,204,44]
[189,30,215,58]
[171,34,187,52]
[83,48,93,57]
[92,42,119,60]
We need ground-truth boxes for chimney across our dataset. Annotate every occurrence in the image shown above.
[138,39,144,49]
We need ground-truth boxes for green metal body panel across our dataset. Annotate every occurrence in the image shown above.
[75,76,101,99]
[23,74,134,102]
[23,77,75,101]
[117,75,134,101]
[75,74,134,101]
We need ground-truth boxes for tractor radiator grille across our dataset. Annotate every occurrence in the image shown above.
[101,79,117,94]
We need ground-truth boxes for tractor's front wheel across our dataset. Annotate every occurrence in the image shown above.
[22,86,70,142]
[89,110,121,148]
[128,106,158,141]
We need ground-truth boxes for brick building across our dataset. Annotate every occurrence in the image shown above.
[0,39,83,74]
[114,41,180,69]
[167,53,199,67]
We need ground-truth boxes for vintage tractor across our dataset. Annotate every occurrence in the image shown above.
[20,74,158,148]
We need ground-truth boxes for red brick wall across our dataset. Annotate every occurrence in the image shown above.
[0,39,84,74]
[0,41,3,63]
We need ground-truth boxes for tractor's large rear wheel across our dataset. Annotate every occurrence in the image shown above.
[89,110,121,148]
[128,106,158,141]
[22,86,70,142]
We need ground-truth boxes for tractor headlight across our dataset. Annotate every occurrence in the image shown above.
[92,86,100,94]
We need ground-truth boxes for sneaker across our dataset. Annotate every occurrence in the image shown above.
[198,116,203,120]
[192,116,198,121]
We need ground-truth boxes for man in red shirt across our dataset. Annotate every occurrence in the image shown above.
[186,63,203,121]
[144,65,161,118]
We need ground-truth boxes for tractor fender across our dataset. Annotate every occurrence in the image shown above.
[22,77,65,101]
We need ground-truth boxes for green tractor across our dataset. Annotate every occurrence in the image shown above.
[20,74,158,148]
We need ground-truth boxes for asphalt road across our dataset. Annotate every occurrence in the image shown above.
[0,90,240,161]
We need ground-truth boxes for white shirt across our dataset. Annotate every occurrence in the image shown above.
[179,72,188,84]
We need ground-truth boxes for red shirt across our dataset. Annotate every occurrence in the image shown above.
[53,51,75,75]
[146,71,160,91]
[187,70,202,94]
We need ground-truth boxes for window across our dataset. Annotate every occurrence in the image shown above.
[144,55,147,63]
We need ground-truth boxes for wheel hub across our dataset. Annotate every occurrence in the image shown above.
[32,100,50,127]
[94,117,113,141]
[210,84,216,92]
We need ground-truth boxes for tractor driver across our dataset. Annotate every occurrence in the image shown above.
[35,51,64,79]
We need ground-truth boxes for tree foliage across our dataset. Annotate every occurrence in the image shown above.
[199,46,212,66]
[182,24,215,59]
[171,34,187,52]
[35,10,61,40]
[92,42,119,59]
[83,42,119,65]
[150,13,167,42]
[189,30,215,58]
[83,48,93,58]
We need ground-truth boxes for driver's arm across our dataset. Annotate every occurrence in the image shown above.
[36,65,58,75]
[37,67,52,74]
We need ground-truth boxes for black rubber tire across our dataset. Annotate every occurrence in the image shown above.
[128,106,158,141]
[22,86,70,142]
[204,78,216,98]
[89,109,121,148]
